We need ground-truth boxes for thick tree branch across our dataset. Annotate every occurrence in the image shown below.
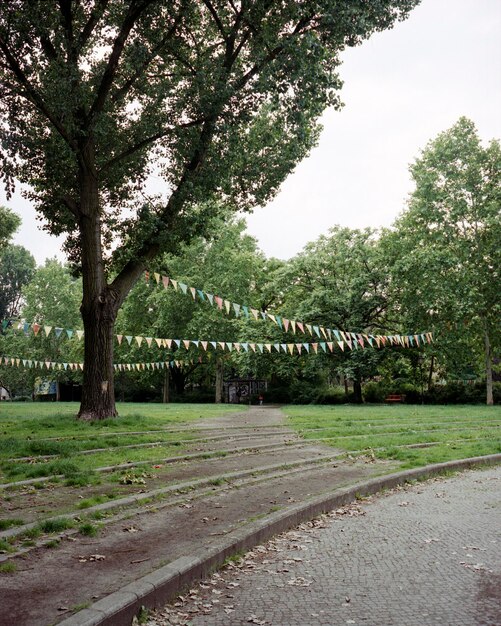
[58,0,77,61]
[88,0,156,122]
[0,35,75,149]
[100,117,206,173]
[202,0,228,42]
[62,195,80,218]
[111,9,185,105]
[79,0,110,50]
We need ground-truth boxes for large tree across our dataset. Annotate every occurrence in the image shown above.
[386,118,501,404]
[0,0,418,419]
[275,226,391,402]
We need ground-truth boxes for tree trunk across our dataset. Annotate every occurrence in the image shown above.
[215,358,224,404]
[163,367,170,404]
[427,355,435,392]
[78,293,118,419]
[484,324,493,406]
[77,162,119,420]
[353,378,363,404]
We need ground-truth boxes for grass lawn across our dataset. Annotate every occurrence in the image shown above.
[0,402,243,483]
[284,404,501,468]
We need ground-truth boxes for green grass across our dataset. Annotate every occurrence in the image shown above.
[37,517,75,534]
[0,402,243,483]
[284,405,501,469]
[0,562,16,574]
[0,518,24,531]
[79,522,99,537]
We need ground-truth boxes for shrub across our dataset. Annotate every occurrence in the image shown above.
[362,381,387,403]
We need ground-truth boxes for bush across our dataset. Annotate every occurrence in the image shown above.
[171,390,215,403]
[12,395,32,402]
[362,381,387,403]
[424,381,500,404]
[316,386,350,405]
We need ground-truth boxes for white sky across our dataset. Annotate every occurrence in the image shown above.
[3,0,501,265]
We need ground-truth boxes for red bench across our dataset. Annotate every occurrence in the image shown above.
[385,394,406,403]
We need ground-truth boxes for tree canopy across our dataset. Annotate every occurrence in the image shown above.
[385,117,501,404]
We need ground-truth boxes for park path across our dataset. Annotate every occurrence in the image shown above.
[0,406,387,626]
[147,465,501,626]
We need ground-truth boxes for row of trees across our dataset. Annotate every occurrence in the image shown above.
[1,118,499,405]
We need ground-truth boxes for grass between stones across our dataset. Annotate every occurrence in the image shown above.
[284,404,501,468]
[0,402,242,483]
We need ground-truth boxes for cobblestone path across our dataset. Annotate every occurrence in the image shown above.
[148,465,501,626]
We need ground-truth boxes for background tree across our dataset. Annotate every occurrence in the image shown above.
[0,259,83,396]
[0,205,20,250]
[118,218,275,401]
[275,226,391,402]
[0,0,419,419]
[385,118,501,404]
[0,244,36,320]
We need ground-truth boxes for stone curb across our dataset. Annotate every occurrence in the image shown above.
[57,453,501,626]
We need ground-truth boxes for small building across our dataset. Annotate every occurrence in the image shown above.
[224,378,267,404]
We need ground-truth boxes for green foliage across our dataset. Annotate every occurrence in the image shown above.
[0,206,20,250]
[0,244,36,319]
[383,118,501,403]
[0,259,84,395]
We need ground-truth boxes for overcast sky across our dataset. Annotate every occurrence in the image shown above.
[3,0,501,265]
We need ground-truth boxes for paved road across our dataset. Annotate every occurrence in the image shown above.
[147,466,501,626]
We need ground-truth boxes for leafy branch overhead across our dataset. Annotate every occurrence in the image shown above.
[0,0,418,277]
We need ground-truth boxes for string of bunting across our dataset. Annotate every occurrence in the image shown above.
[1,319,432,355]
[0,355,198,372]
[144,270,433,348]
[1,317,433,354]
